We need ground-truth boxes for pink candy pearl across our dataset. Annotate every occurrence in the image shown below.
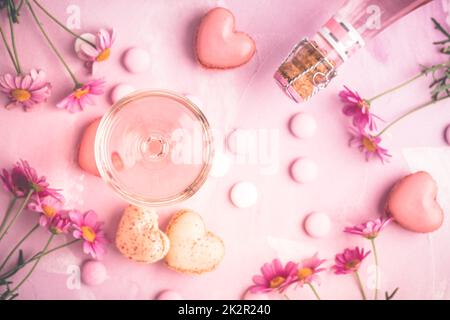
[290,158,318,183]
[304,212,331,238]
[156,290,183,300]
[289,113,317,139]
[445,125,450,145]
[81,260,108,286]
[123,47,150,73]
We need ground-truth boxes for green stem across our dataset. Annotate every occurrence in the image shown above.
[7,234,54,298]
[376,96,450,136]
[367,63,450,103]
[370,239,379,300]
[16,0,25,12]
[0,190,33,242]
[368,72,423,102]
[0,223,39,272]
[7,1,22,74]
[26,0,82,88]
[32,0,96,48]
[0,23,20,73]
[0,197,17,236]
[354,271,367,300]
[0,238,80,280]
[307,283,321,300]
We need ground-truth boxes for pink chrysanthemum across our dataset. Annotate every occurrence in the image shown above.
[77,29,116,73]
[56,78,105,113]
[0,69,51,111]
[69,210,107,259]
[344,217,393,240]
[250,259,297,293]
[28,195,65,227]
[290,253,326,287]
[340,86,378,130]
[349,127,391,163]
[48,213,72,235]
[0,160,62,199]
[332,247,370,275]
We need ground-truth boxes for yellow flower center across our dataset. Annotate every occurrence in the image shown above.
[345,259,360,270]
[11,89,31,102]
[362,136,377,152]
[96,48,111,62]
[269,276,286,288]
[297,267,313,280]
[357,100,370,110]
[42,205,57,218]
[74,87,90,99]
[81,226,96,242]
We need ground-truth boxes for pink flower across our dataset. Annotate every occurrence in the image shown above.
[0,160,62,199]
[250,259,297,293]
[344,217,393,239]
[290,253,326,287]
[0,69,51,111]
[340,86,378,130]
[349,127,391,163]
[56,78,105,113]
[77,29,116,73]
[28,195,65,227]
[69,210,107,259]
[48,213,72,235]
[332,247,370,275]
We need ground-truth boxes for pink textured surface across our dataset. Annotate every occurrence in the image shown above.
[0,0,449,300]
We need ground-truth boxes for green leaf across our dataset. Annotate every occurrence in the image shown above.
[17,249,25,266]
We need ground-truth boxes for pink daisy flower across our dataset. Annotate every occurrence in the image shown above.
[339,86,378,130]
[56,78,105,113]
[48,213,72,235]
[0,159,62,199]
[77,29,116,73]
[344,217,393,240]
[0,69,51,111]
[250,259,297,294]
[349,127,391,163]
[290,253,326,287]
[332,247,370,275]
[28,195,65,227]
[69,210,108,259]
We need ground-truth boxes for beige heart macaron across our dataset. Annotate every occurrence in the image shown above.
[165,210,225,274]
[115,205,170,263]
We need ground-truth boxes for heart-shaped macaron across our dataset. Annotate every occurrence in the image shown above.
[165,210,225,274]
[78,117,101,177]
[196,7,256,69]
[116,205,170,263]
[386,171,444,233]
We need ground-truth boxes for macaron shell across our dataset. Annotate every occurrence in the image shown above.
[196,7,256,69]
[78,118,101,177]
[74,33,96,60]
[386,171,444,233]
[115,205,170,263]
[165,210,225,274]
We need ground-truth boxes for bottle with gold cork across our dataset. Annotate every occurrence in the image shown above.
[274,0,433,103]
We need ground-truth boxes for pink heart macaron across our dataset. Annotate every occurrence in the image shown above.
[386,171,444,233]
[196,7,256,69]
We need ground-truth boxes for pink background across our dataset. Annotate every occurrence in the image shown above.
[0,0,449,300]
